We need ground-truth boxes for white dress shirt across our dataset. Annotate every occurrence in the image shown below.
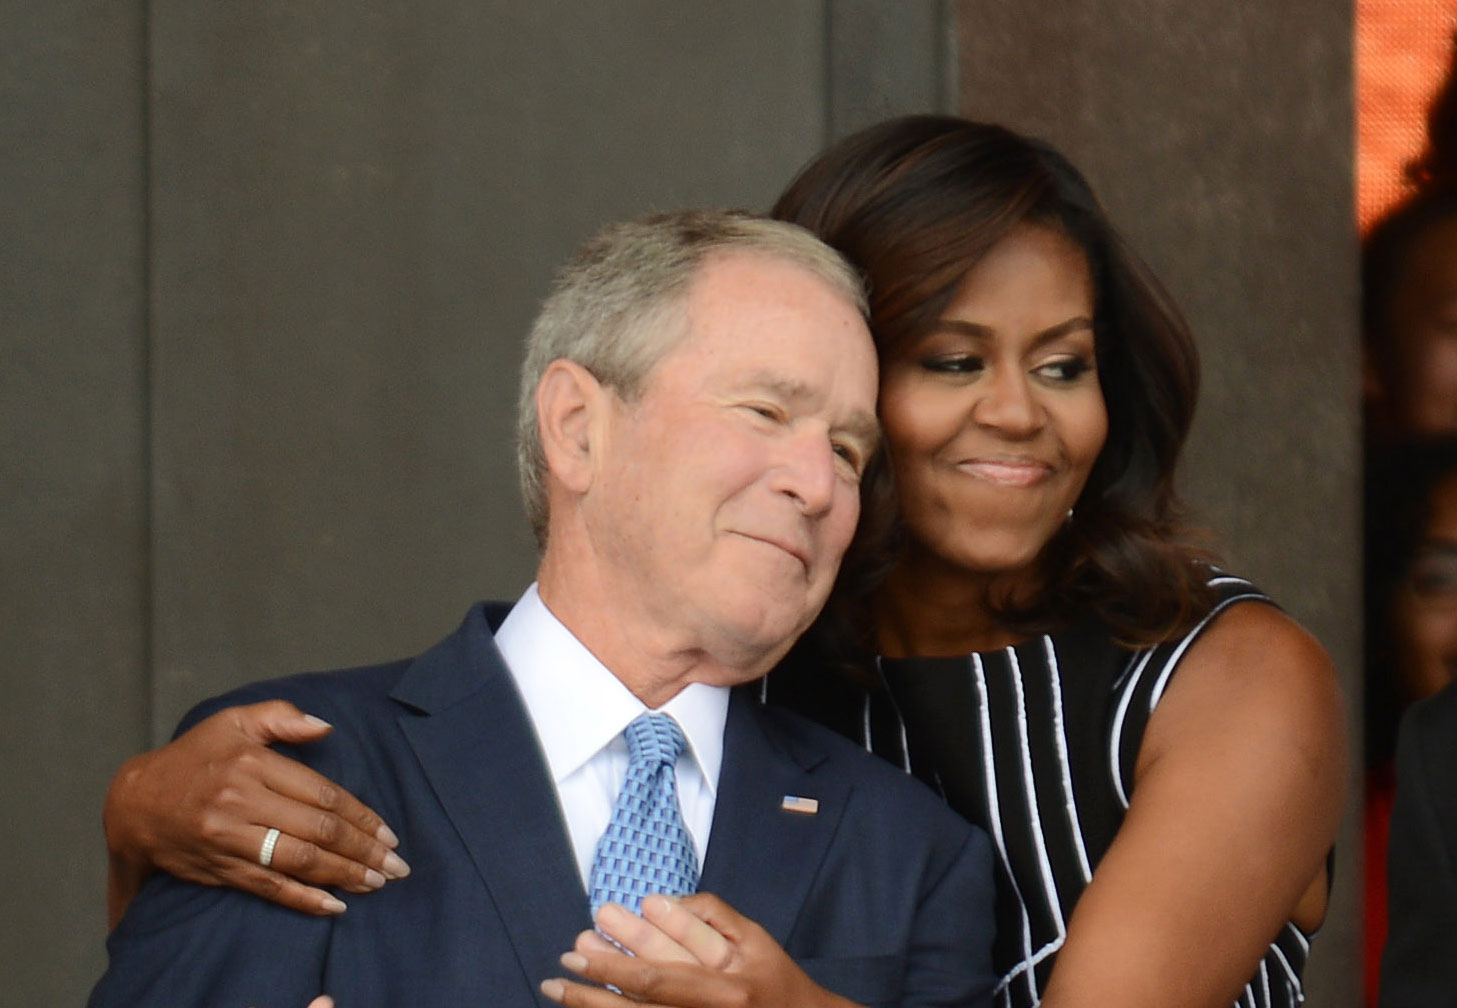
[494,583,728,887]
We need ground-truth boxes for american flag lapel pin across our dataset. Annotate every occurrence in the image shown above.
[781,795,819,815]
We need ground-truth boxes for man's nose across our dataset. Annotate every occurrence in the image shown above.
[772,427,837,516]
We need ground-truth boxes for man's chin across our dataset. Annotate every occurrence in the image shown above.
[699,606,817,680]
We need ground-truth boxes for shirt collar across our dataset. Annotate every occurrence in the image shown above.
[494,583,727,791]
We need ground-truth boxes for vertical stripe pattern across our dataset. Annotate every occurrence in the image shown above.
[866,574,1309,1008]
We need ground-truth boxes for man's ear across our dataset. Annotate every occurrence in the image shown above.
[537,359,607,494]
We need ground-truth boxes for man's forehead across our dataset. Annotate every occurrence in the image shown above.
[648,251,876,400]
[694,255,870,340]
[690,249,860,310]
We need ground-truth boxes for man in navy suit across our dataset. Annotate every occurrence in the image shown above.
[89,210,996,1008]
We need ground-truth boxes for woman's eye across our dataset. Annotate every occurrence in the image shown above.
[1035,357,1093,382]
[921,355,983,374]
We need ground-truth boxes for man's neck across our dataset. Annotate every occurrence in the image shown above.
[535,552,774,708]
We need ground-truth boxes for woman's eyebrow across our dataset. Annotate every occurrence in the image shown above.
[931,315,1095,346]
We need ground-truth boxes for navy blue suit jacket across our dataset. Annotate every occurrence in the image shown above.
[90,604,996,1007]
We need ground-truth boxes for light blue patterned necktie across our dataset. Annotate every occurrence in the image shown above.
[588,712,700,916]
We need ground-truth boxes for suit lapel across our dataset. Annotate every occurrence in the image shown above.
[698,689,851,945]
[393,608,591,994]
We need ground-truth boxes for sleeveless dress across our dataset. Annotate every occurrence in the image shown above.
[763,573,1313,1008]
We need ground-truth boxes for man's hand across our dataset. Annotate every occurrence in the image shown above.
[539,893,862,1008]
[105,700,409,927]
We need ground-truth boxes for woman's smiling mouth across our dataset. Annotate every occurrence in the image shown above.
[957,458,1053,488]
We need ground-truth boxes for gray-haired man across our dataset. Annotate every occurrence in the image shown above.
[92,210,996,1008]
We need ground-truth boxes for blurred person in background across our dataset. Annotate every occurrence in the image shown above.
[1364,439,1457,1001]
[1380,677,1457,1007]
[1364,184,1457,441]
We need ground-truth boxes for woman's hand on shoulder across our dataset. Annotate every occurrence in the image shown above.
[540,893,862,1008]
[1043,600,1347,1008]
[104,700,408,928]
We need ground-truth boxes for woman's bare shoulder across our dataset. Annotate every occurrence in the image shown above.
[1170,600,1342,724]
[1137,597,1347,826]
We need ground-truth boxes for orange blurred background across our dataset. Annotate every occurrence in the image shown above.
[1357,0,1457,230]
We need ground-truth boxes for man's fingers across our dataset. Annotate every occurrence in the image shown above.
[638,895,734,970]
[672,892,755,945]
[591,903,698,964]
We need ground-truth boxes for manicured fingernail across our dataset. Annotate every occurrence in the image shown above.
[376,823,400,848]
[363,869,386,890]
[382,851,410,878]
[560,951,588,973]
[540,979,565,1000]
[303,714,332,729]
[321,896,347,914]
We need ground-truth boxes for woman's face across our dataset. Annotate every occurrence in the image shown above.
[878,223,1108,582]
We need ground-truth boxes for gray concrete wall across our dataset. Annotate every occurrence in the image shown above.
[2,2,949,1003]
[2,0,152,996]
[956,1,1360,1003]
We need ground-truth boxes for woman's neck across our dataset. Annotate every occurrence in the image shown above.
[873,550,1038,657]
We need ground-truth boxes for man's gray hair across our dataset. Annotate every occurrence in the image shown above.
[517,208,868,548]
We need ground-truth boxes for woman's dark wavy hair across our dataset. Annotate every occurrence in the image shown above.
[772,115,1216,661]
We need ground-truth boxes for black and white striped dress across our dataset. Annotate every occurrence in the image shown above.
[766,574,1312,1008]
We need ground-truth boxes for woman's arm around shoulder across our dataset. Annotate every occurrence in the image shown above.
[1041,600,1348,1008]
[105,699,408,928]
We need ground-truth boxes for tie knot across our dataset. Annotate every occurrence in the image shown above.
[624,712,687,767]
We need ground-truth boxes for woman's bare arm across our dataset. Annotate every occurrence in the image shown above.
[1039,602,1348,1008]
[104,700,408,928]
